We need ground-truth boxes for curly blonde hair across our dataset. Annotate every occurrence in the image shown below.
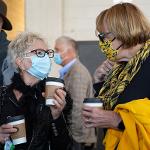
[8,32,47,67]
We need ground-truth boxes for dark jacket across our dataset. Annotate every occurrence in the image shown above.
[0,73,72,150]
[0,30,10,86]
[94,55,150,109]
[94,55,150,131]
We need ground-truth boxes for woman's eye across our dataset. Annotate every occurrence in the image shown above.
[37,51,44,55]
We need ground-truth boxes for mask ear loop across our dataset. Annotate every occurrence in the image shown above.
[111,37,123,50]
[111,37,116,42]
[116,44,123,50]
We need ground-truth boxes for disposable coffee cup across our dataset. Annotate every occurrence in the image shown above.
[7,115,26,145]
[45,77,64,106]
[83,98,103,108]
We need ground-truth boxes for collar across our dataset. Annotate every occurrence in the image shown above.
[9,73,39,106]
[10,73,36,95]
[0,30,9,43]
[59,58,77,79]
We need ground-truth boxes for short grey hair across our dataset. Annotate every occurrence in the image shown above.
[55,36,78,54]
[8,32,47,67]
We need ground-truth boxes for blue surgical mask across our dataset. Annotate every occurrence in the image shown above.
[27,54,51,80]
[54,53,62,65]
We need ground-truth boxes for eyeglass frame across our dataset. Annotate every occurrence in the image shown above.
[24,49,54,58]
[97,32,116,43]
[97,31,123,50]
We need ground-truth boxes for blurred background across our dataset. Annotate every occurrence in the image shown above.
[4,0,150,75]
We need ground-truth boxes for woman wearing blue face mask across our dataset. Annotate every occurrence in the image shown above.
[0,32,72,150]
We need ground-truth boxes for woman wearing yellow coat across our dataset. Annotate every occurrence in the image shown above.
[82,3,150,149]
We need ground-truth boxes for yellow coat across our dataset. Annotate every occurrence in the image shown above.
[103,98,150,150]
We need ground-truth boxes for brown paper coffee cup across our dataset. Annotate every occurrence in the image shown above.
[45,77,64,105]
[7,115,26,145]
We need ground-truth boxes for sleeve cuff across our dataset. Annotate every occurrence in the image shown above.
[50,114,67,137]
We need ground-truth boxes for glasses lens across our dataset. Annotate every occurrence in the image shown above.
[98,32,105,42]
[36,49,45,57]
[47,49,54,58]
[98,32,115,43]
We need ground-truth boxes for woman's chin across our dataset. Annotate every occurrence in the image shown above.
[23,73,40,86]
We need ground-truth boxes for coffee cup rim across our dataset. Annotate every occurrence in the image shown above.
[7,115,25,123]
[83,98,103,103]
[46,77,64,84]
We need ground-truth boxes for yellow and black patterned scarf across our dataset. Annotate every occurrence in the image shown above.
[97,40,150,110]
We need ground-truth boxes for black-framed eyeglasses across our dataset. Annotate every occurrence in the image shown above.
[97,32,116,42]
[25,49,54,58]
[98,32,113,43]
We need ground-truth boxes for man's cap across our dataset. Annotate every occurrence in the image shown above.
[0,0,12,30]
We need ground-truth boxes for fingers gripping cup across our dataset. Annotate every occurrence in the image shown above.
[45,77,64,106]
[7,115,26,145]
[83,98,103,108]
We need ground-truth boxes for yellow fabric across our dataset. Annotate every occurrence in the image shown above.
[98,40,150,110]
[103,98,150,150]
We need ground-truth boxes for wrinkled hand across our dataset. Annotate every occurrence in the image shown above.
[82,106,121,129]
[93,59,114,83]
[0,124,17,143]
[50,88,66,119]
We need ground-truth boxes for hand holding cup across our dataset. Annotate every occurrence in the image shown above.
[45,77,64,106]
[83,98,121,129]
[50,88,66,119]
[82,98,103,128]
[0,124,17,143]
[7,115,26,145]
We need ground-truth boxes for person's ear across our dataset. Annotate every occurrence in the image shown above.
[15,57,26,70]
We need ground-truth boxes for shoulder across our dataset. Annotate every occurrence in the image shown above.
[116,55,150,106]
[142,54,150,66]
[65,60,92,85]
[72,60,91,76]
[138,55,150,75]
